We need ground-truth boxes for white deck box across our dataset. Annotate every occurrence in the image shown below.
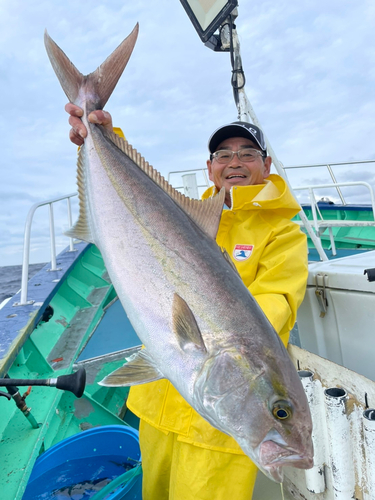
[297,250,375,381]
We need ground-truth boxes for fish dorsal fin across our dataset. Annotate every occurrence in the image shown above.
[172,293,207,353]
[103,129,225,240]
[98,350,164,386]
[64,145,95,243]
[44,25,139,108]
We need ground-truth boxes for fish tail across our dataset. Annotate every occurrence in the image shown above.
[44,24,139,108]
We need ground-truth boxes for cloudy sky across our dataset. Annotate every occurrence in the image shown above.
[1,0,375,266]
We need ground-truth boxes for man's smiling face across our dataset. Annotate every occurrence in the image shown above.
[206,136,272,207]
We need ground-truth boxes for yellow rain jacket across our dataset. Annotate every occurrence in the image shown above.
[127,173,308,455]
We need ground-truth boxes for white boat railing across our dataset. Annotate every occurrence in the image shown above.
[168,169,211,198]
[16,193,78,306]
[293,181,375,255]
[283,158,375,256]
[284,158,375,206]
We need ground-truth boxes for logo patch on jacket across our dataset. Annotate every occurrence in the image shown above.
[233,244,254,261]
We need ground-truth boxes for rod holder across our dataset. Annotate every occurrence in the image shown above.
[324,387,355,499]
[299,370,326,494]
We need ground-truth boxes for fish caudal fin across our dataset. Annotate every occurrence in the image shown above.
[44,31,84,104]
[99,350,164,387]
[44,24,139,108]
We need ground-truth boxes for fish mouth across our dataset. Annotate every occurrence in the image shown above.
[259,439,314,483]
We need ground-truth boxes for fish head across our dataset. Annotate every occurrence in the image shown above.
[193,347,314,482]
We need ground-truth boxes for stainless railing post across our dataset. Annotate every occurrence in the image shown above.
[18,204,39,306]
[168,168,212,195]
[326,164,346,205]
[308,188,320,235]
[14,192,78,306]
[67,197,75,252]
[49,203,59,271]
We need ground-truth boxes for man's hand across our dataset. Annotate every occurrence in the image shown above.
[65,103,113,146]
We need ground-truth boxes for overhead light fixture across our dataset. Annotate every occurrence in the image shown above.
[180,0,238,43]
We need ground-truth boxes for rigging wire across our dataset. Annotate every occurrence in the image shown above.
[220,17,246,112]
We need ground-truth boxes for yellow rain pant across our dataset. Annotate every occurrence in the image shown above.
[140,419,258,500]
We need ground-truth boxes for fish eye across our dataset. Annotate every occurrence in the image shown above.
[272,401,292,420]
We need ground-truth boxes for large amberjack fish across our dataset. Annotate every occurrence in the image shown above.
[44,26,313,482]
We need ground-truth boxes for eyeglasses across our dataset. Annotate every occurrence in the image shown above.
[211,148,265,164]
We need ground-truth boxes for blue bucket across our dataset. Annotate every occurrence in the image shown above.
[23,425,142,500]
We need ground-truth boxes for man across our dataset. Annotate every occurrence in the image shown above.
[67,107,308,499]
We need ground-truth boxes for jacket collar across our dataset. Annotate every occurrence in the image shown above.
[201,174,302,218]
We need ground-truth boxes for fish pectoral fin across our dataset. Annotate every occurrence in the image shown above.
[172,293,207,353]
[98,350,164,387]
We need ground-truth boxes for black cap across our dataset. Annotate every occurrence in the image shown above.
[208,121,267,154]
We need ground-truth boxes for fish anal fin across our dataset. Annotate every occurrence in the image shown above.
[64,145,95,243]
[98,350,163,387]
[172,293,207,353]
[102,129,225,240]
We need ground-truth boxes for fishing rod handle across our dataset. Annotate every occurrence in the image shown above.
[0,367,86,398]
